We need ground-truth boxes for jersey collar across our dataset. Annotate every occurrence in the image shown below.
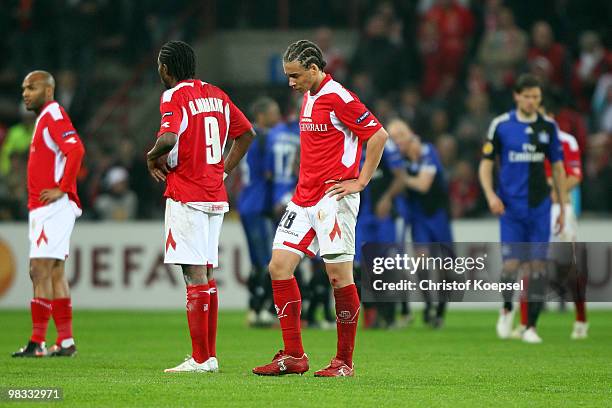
[35,100,58,122]
[177,79,194,86]
[513,109,539,123]
[310,73,332,96]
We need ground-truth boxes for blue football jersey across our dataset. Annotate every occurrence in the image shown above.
[238,126,271,214]
[265,121,300,206]
[404,142,449,217]
[482,110,563,207]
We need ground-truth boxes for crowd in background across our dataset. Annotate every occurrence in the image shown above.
[0,0,610,221]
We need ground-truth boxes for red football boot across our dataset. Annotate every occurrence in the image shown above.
[314,358,354,377]
[252,350,309,376]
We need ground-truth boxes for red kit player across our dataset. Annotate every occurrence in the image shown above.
[146,41,254,372]
[252,40,388,377]
[13,71,85,358]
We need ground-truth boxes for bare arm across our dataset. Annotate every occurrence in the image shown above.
[565,175,580,192]
[146,132,177,182]
[548,175,580,202]
[551,161,567,234]
[224,128,256,175]
[403,170,435,193]
[326,128,389,200]
[357,128,389,187]
[147,132,177,161]
[551,161,567,206]
[479,158,505,215]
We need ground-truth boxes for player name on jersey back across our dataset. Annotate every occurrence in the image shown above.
[188,97,225,116]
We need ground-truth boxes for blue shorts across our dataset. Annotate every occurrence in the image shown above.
[410,209,453,244]
[240,213,273,268]
[500,198,551,261]
[355,212,397,263]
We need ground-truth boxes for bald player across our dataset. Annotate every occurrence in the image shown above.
[12,71,85,358]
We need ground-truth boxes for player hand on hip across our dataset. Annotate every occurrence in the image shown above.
[485,192,505,215]
[147,157,169,182]
[325,179,365,200]
[40,188,65,204]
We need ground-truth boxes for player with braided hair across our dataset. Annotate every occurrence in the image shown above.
[147,40,255,372]
[253,40,389,377]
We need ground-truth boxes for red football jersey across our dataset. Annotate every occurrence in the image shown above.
[28,101,83,210]
[293,74,382,206]
[157,80,252,203]
[544,130,582,180]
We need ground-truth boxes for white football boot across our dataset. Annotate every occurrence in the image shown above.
[164,356,217,373]
[522,327,543,344]
[496,309,514,339]
[571,321,589,340]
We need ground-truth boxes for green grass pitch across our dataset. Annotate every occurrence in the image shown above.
[1,309,611,407]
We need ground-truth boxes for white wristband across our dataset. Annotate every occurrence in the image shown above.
[223,172,229,180]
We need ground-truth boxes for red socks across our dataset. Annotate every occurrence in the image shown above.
[186,284,210,364]
[334,284,360,367]
[522,298,587,323]
[30,298,52,344]
[520,299,528,326]
[272,277,304,357]
[51,298,73,346]
[575,301,587,322]
[208,279,218,357]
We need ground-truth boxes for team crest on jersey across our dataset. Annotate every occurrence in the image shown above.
[482,142,494,155]
[356,111,370,124]
[538,131,550,144]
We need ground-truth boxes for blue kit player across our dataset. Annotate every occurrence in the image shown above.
[389,119,454,328]
[479,74,566,344]
[266,116,300,221]
[355,124,407,328]
[239,97,279,326]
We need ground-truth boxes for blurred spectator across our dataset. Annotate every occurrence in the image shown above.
[350,14,404,95]
[421,0,475,95]
[571,31,612,113]
[376,1,404,46]
[527,21,571,97]
[449,160,483,218]
[113,139,160,219]
[0,151,28,220]
[428,108,451,141]
[398,85,429,135]
[418,19,446,98]
[0,105,34,176]
[373,98,397,125]
[454,92,494,161]
[464,63,489,95]
[349,72,375,107]
[592,74,612,133]
[314,27,347,81]
[481,0,504,33]
[82,144,115,216]
[477,7,527,91]
[436,134,458,171]
[56,70,87,125]
[582,133,612,213]
[94,166,138,221]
